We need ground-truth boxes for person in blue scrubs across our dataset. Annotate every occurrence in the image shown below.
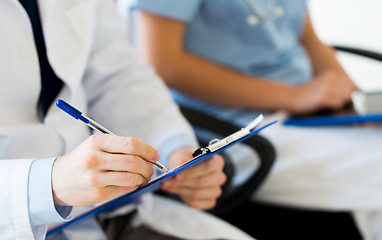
[129,0,356,127]
[119,0,382,239]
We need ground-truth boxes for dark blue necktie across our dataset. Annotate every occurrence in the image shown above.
[19,0,64,121]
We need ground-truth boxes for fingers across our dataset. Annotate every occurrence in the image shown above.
[161,154,226,210]
[188,199,217,210]
[172,170,226,188]
[327,81,354,103]
[322,90,348,109]
[52,135,159,206]
[162,171,223,210]
[175,187,222,210]
[309,71,356,111]
[97,152,154,178]
[323,71,356,100]
[86,171,147,188]
[162,170,226,190]
[86,186,140,205]
[321,88,352,110]
[88,134,160,163]
[174,154,225,181]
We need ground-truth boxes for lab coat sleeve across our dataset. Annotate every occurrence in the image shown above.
[0,158,74,240]
[0,159,35,240]
[28,158,73,226]
[83,0,199,164]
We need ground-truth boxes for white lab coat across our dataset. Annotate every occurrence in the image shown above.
[0,0,254,240]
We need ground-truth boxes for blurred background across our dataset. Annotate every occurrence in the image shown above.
[309,0,382,91]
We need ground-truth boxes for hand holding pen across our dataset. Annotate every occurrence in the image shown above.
[52,133,160,206]
[56,99,168,173]
[52,99,168,206]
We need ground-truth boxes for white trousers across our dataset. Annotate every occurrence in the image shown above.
[249,112,382,239]
[48,194,254,240]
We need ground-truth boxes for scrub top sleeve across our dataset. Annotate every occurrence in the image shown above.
[135,0,203,22]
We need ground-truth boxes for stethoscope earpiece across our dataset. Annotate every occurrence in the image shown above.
[247,15,260,26]
[272,5,284,17]
[245,0,284,26]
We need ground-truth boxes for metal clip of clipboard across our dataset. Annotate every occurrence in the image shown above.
[192,114,264,157]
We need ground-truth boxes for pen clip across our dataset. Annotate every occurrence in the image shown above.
[191,114,264,157]
[192,147,211,158]
[192,138,221,158]
[208,138,220,146]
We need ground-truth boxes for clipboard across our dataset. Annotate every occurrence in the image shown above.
[284,113,382,127]
[47,115,277,236]
[283,103,382,127]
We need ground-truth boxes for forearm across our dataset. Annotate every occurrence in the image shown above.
[304,39,348,76]
[151,50,296,111]
[300,16,349,77]
[139,10,297,112]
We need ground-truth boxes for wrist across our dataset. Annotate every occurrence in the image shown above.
[278,85,299,112]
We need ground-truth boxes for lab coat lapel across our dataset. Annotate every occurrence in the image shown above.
[41,0,97,93]
[38,0,98,153]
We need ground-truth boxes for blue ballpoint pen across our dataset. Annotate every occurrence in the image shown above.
[56,99,169,173]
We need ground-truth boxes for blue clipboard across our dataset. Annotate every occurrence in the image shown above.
[47,118,277,236]
[283,103,382,127]
[284,112,382,127]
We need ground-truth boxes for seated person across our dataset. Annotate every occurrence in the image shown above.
[0,0,254,239]
[119,0,382,238]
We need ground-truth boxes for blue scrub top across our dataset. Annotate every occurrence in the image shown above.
[132,0,313,126]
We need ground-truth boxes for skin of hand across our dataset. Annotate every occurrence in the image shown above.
[290,69,358,114]
[160,146,227,210]
[52,134,159,206]
[293,15,358,114]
